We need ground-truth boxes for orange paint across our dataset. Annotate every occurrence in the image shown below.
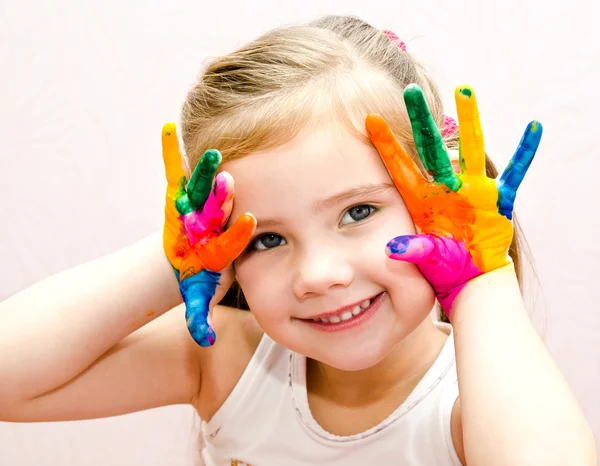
[366,114,512,273]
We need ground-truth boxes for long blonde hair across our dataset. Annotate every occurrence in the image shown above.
[180,15,526,321]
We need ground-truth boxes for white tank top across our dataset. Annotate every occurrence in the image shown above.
[200,322,462,466]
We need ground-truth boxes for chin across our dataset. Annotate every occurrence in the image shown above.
[307,332,402,371]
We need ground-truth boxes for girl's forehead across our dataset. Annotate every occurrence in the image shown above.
[224,122,374,174]
[223,125,391,213]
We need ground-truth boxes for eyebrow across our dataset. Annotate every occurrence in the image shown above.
[253,182,396,230]
[255,218,284,229]
[313,182,396,213]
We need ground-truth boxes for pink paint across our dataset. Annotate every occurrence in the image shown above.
[180,173,232,245]
[386,234,482,316]
[441,115,458,138]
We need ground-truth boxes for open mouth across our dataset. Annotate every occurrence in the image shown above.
[300,292,386,332]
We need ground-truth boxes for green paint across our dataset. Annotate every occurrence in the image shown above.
[188,149,222,208]
[176,194,194,216]
[459,87,472,97]
[458,141,467,172]
[173,176,191,215]
[174,150,222,216]
[404,84,462,192]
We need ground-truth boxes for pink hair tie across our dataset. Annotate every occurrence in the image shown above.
[383,30,457,139]
[383,29,406,51]
[441,115,458,138]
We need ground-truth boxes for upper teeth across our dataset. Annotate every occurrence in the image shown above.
[313,299,372,323]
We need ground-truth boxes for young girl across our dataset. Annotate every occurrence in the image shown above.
[0,15,595,466]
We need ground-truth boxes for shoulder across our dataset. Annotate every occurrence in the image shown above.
[193,305,263,420]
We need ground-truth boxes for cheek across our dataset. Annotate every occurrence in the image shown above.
[362,204,417,259]
[382,253,437,325]
[364,207,435,319]
[385,200,417,235]
[234,256,288,323]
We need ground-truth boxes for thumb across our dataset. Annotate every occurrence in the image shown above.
[204,264,236,337]
[210,264,236,308]
[181,270,221,347]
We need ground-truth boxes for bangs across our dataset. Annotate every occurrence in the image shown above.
[184,67,411,170]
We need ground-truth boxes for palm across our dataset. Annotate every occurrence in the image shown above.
[422,174,513,273]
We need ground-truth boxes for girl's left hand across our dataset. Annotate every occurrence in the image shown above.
[366,84,543,318]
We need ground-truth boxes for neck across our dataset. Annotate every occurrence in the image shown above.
[306,317,448,406]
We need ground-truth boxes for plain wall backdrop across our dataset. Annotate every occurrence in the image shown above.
[1,0,599,464]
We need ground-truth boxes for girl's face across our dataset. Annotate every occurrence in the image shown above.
[224,122,436,371]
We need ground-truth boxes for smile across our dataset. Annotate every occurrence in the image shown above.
[300,292,386,332]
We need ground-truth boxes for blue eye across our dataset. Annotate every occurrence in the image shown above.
[340,205,377,226]
[250,233,286,251]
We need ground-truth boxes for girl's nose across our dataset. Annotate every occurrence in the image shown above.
[291,245,353,300]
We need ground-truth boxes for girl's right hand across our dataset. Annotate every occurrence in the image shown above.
[161,123,256,347]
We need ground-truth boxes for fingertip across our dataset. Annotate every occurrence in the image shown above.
[365,113,382,126]
[239,213,258,234]
[529,120,543,134]
[404,83,421,95]
[218,170,233,181]
[199,328,216,348]
[403,84,429,119]
[214,171,234,192]
[384,245,395,257]
[200,149,222,167]
[386,236,412,256]
[521,120,543,152]
[186,318,215,347]
[403,83,423,104]
[455,85,474,100]
[242,212,258,225]
[162,122,177,137]
[365,114,388,138]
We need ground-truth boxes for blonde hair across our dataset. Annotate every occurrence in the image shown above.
[180,15,526,321]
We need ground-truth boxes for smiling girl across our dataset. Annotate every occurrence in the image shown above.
[0,15,595,466]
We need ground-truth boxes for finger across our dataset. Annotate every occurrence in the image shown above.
[162,123,187,265]
[180,172,236,245]
[162,123,187,190]
[180,269,220,347]
[199,213,257,272]
[365,113,427,195]
[386,234,476,272]
[211,264,236,307]
[187,149,222,209]
[386,234,482,317]
[202,172,235,230]
[404,84,461,192]
[386,234,437,264]
[497,120,543,220]
[455,85,486,176]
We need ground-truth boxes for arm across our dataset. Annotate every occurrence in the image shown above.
[452,266,597,465]
[0,232,198,420]
[0,122,255,422]
[367,84,597,465]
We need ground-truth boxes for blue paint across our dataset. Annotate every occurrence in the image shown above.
[385,235,416,256]
[179,269,221,347]
[497,120,543,220]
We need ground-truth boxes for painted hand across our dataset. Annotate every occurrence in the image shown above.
[162,123,256,346]
[366,84,542,317]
